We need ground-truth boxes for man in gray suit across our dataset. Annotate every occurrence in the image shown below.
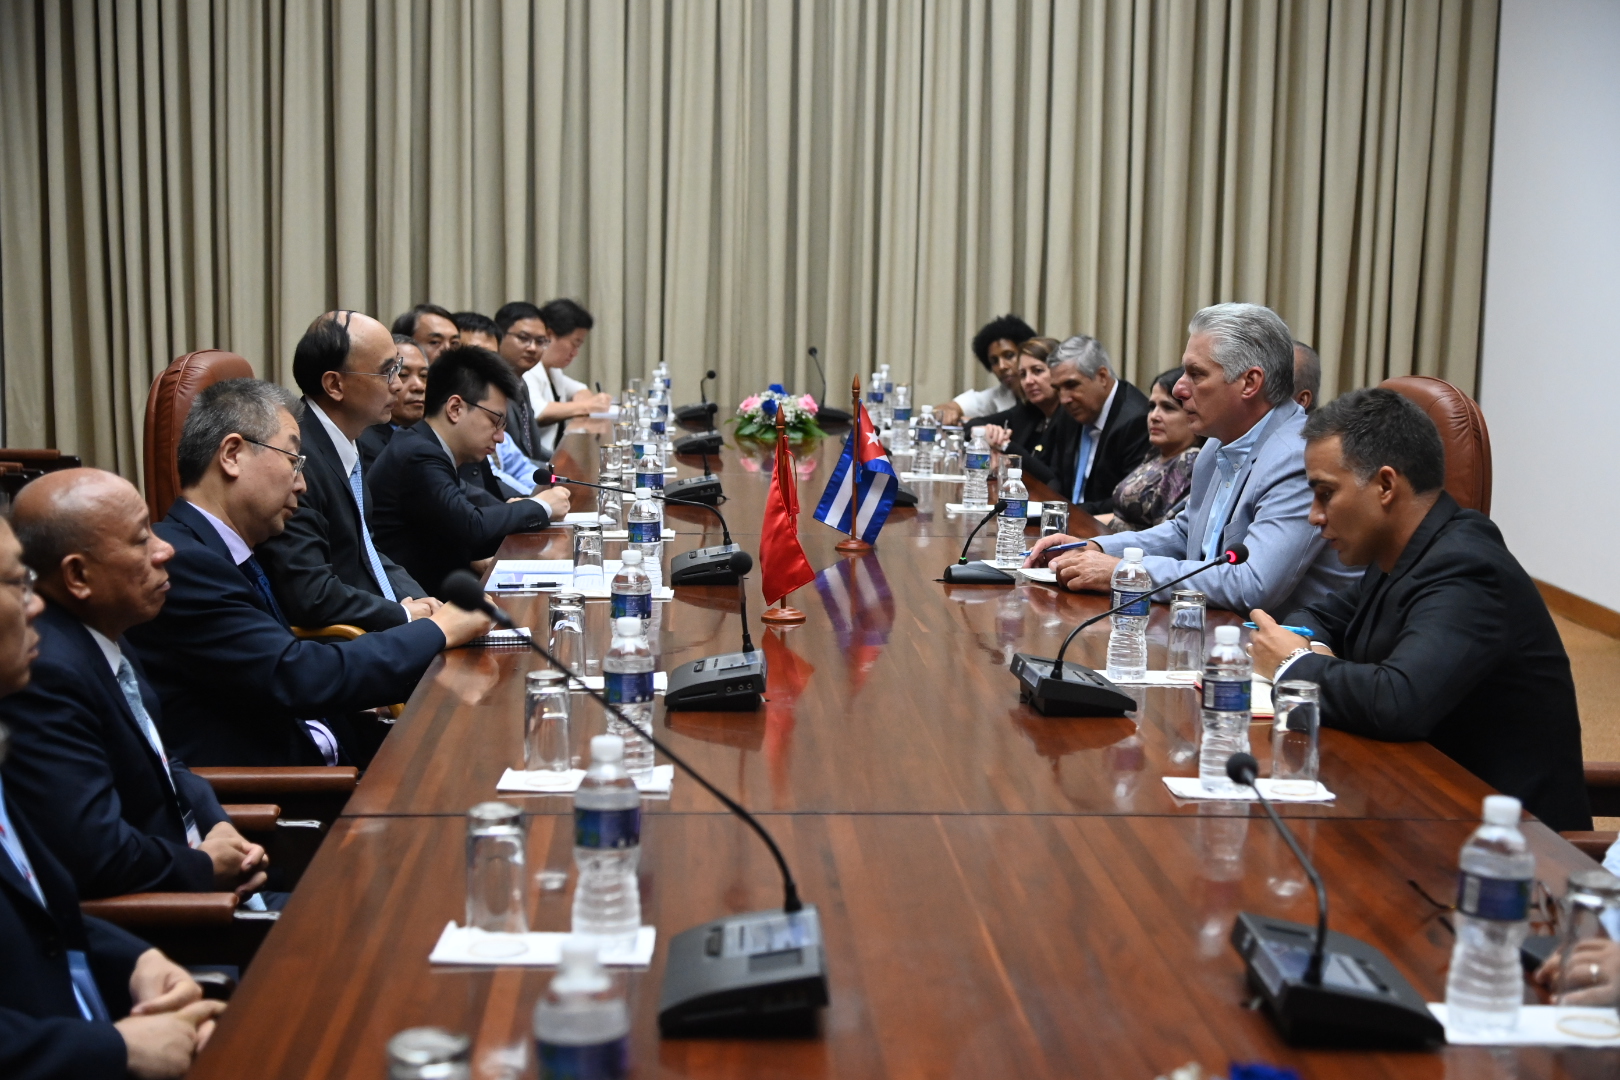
[1027,302,1355,615]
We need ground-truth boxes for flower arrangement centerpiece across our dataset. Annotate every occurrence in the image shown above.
[730,385,826,442]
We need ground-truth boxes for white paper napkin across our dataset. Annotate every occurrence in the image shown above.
[901,472,967,482]
[1427,1004,1620,1046]
[1162,776,1336,803]
[428,922,656,967]
[574,672,669,694]
[600,529,676,540]
[946,501,1043,518]
[497,764,674,795]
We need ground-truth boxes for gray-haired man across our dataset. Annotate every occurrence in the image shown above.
[1045,335,1151,514]
[1029,303,1356,615]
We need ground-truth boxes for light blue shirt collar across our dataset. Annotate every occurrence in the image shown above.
[189,502,253,565]
[1199,404,1281,560]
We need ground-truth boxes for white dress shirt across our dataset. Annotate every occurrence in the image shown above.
[523,364,590,455]
[306,399,411,619]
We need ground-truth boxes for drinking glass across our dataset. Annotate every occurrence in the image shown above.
[612,421,634,446]
[1040,501,1069,537]
[571,525,605,589]
[548,593,586,672]
[387,1028,472,1080]
[997,453,1021,487]
[465,802,527,939]
[938,427,964,475]
[1553,869,1620,1005]
[524,670,571,773]
[1167,590,1207,674]
[1270,680,1321,793]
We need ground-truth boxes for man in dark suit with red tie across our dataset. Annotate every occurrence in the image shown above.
[125,378,492,768]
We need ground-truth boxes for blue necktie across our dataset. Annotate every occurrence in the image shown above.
[348,460,397,602]
[115,657,199,845]
[242,555,288,626]
[1071,426,1094,503]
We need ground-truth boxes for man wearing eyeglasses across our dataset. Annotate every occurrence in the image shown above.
[258,311,439,633]
[368,346,572,595]
[125,379,494,769]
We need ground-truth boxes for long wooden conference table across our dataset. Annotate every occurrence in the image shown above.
[192,425,1612,1079]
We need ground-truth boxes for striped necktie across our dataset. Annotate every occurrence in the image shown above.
[349,459,397,601]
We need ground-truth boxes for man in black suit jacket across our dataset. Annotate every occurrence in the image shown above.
[1250,389,1590,832]
[370,346,571,594]
[358,335,429,471]
[125,378,492,768]
[2,471,268,900]
[258,311,436,632]
[0,515,224,1080]
[1046,335,1150,513]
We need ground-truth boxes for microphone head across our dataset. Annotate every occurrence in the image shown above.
[1225,752,1260,785]
[1225,542,1250,565]
[440,570,487,614]
[728,549,755,576]
[705,369,718,380]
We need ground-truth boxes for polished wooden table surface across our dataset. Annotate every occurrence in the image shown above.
[194,427,1612,1078]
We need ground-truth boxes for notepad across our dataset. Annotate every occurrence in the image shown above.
[429,922,656,967]
[464,627,533,648]
[1161,776,1336,803]
[487,560,674,600]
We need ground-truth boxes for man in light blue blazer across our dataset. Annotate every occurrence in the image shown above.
[1028,302,1355,615]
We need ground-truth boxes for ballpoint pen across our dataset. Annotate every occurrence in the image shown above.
[1242,622,1315,638]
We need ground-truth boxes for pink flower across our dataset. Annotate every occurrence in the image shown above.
[798,394,819,415]
[739,395,761,413]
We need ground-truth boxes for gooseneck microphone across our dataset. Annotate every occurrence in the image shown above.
[807,347,852,425]
[674,370,720,426]
[1222,751,1444,1047]
[552,474,738,584]
[1009,542,1249,715]
[439,571,827,1035]
[1227,752,1327,985]
[940,501,1014,584]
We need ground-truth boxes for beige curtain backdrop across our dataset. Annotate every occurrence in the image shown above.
[0,0,1497,480]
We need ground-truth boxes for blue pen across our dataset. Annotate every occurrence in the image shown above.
[1033,540,1089,558]
[1242,621,1315,638]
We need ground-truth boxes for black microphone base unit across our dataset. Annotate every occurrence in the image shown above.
[667,474,724,505]
[669,544,746,586]
[675,402,719,427]
[893,484,918,508]
[665,650,767,711]
[1229,912,1444,1048]
[943,561,1016,584]
[816,407,853,426]
[1009,654,1136,716]
[674,430,725,456]
[658,905,829,1037]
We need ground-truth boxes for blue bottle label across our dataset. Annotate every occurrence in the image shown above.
[650,418,666,434]
[1002,500,1027,520]
[1203,677,1251,712]
[966,451,991,471]
[892,407,911,423]
[627,520,660,544]
[1110,589,1150,617]
[605,670,654,705]
[636,470,664,491]
[1456,872,1530,921]
[917,428,936,443]
[611,591,651,621]
[537,1037,630,1080]
[868,391,884,404]
[574,806,641,850]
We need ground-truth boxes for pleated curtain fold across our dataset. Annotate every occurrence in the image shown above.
[0,0,1497,481]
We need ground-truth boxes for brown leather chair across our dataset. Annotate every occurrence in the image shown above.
[1378,375,1492,515]
[1561,762,1620,861]
[143,350,255,523]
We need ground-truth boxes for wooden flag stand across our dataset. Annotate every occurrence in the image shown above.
[761,406,807,624]
[835,374,874,555]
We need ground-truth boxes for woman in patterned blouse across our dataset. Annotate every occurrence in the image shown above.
[1097,368,1202,533]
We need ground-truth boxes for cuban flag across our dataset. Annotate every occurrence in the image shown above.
[812,403,897,544]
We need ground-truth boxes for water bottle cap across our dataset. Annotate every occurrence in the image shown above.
[613,616,642,638]
[1123,547,1143,561]
[552,940,611,995]
[1483,794,1522,826]
[921,404,933,414]
[635,486,653,499]
[621,548,643,565]
[590,733,625,763]
[1213,625,1240,645]
[1007,468,1021,479]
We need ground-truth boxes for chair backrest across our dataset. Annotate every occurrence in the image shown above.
[1378,375,1493,516]
[144,350,255,522]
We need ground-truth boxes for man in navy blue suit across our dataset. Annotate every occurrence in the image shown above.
[126,378,492,768]
[0,515,226,1079]
[1,469,269,900]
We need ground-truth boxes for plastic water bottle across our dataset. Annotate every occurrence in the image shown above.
[890,386,913,452]
[913,405,939,475]
[1105,547,1153,682]
[628,487,663,588]
[571,733,643,940]
[867,370,887,427]
[634,442,665,505]
[602,617,656,779]
[1445,795,1535,1032]
[653,361,672,394]
[963,430,992,508]
[533,940,631,1080]
[1198,625,1252,795]
[610,549,652,628]
[993,468,1027,567]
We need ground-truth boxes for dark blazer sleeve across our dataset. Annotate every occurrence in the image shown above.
[258,496,410,631]
[1282,553,1510,742]
[1285,571,1367,651]
[418,453,553,558]
[83,916,148,1018]
[0,1011,128,1080]
[1081,388,1152,514]
[0,677,216,897]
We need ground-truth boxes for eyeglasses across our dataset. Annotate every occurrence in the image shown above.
[469,401,508,432]
[1,566,36,605]
[507,332,551,350]
[345,357,404,382]
[242,437,308,475]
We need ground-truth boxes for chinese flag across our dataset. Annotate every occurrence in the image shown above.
[760,433,816,606]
